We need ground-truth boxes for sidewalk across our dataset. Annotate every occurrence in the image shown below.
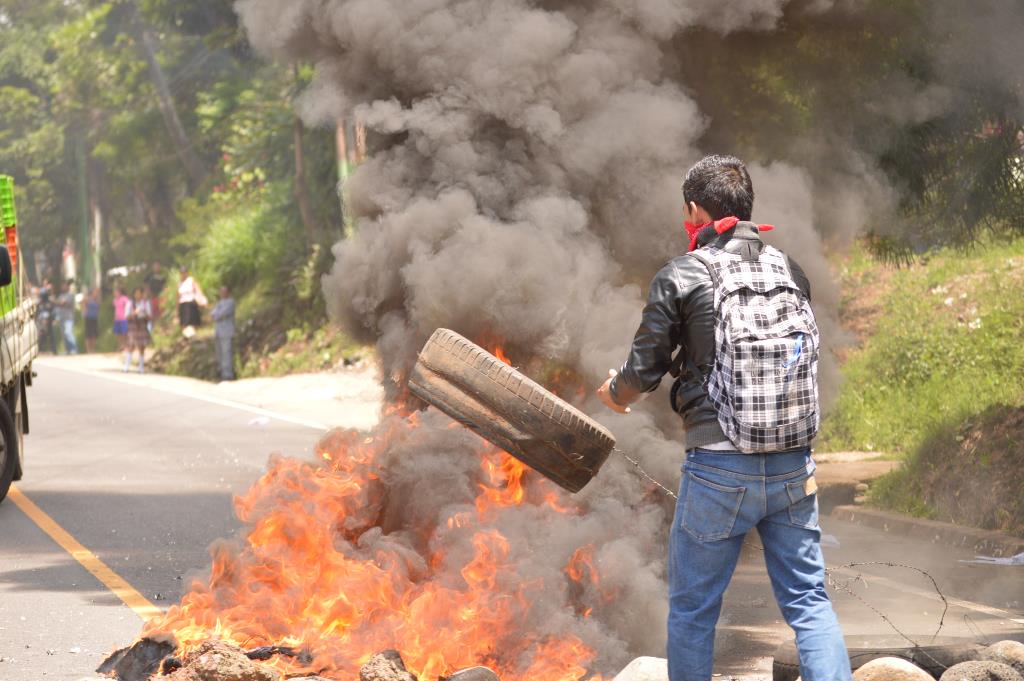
[812,450,901,511]
[34,353,385,432]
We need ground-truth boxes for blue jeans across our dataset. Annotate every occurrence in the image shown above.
[215,334,234,380]
[667,448,851,681]
[61,318,78,355]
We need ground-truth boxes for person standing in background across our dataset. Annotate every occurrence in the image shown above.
[177,267,207,338]
[125,286,151,373]
[36,280,56,354]
[113,285,131,353]
[55,280,78,355]
[82,288,100,354]
[146,261,167,323]
[210,286,236,381]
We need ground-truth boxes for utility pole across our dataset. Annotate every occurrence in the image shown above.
[75,129,91,289]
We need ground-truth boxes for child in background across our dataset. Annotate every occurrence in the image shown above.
[125,286,152,373]
[113,286,131,354]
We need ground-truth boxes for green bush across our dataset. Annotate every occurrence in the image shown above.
[185,183,304,295]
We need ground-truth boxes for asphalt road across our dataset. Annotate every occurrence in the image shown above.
[0,359,1021,681]
[716,518,1024,676]
[0,360,326,681]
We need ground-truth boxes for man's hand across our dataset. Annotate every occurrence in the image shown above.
[597,369,631,414]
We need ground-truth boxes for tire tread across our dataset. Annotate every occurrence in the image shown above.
[421,330,614,450]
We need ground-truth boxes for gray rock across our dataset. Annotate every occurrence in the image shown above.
[612,657,668,681]
[852,657,934,681]
[982,641,1024,676]
[441,667,500,681]
[939,660,1024,681]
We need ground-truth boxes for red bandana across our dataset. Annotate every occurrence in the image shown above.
[683,216,775,252]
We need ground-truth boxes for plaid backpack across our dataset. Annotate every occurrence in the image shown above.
[688,243,819,453]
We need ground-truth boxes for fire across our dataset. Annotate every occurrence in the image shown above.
[566,546,600,586]
[142,414,607,681]
[494,346,513,366]
[476,453,526,512]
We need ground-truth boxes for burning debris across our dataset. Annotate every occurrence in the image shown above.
[121,415,652,680]
[97,636,176,681]
[359,651,417,681]
[161,641,281,681]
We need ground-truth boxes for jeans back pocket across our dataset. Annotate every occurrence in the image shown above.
[784,477,819,529]
[681,471,746,541]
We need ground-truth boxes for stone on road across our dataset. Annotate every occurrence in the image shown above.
[983,641,1024,676]
[940,661,1024,681]
[611,657,668,681]
[852,657,934,681]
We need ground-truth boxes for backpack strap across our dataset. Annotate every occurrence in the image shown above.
[668,347,703,380]
[686,250,721,289]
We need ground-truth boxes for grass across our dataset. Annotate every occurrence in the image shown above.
[819,236,1024,456]
[237,324,368,378]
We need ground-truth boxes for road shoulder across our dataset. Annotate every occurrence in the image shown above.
[33,354,384,432]
[831,505,1024,557]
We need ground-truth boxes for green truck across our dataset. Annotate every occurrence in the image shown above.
[0,175,39,503]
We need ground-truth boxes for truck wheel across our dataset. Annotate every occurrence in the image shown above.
[408,328,615,493]
[0,397,18,504]
[6,376,24,480]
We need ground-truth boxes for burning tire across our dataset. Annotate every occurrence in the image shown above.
[408,328,615,493]
[772,636,984,681]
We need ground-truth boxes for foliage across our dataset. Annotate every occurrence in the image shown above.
[238,324,368,379]
[0,1,340,278]
[819,235,1024,455]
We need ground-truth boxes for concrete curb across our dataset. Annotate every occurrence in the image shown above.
[831,505,1024,557]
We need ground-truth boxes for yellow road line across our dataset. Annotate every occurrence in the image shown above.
[9,486,162,622]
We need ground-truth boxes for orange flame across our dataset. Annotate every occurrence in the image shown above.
[142,415,605,681]
[566,546,600,586]
[493,346,513,366]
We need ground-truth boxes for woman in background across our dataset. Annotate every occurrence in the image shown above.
[177,267,207,338]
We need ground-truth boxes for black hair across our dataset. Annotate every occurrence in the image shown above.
[682,155,754,221]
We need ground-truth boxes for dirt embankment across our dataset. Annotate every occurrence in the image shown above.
[885,405,1024,538]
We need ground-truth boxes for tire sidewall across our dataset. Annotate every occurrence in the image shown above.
[6,376,23,480]
[0,389,18,503]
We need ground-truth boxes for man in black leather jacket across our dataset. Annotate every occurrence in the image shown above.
[596,156,850,681]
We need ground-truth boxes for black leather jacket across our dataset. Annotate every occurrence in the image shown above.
[610,222,811,450]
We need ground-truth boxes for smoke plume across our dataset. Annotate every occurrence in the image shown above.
[226,0,884,674]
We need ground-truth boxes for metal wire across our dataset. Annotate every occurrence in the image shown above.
[613,447,679,499]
